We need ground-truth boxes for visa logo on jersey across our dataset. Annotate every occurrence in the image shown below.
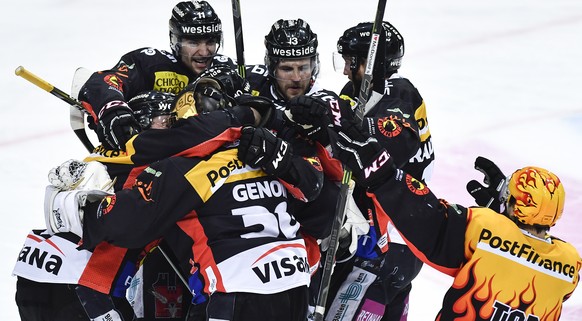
[252,255,309,283]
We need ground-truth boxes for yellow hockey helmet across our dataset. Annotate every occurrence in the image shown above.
[507,166,565,227]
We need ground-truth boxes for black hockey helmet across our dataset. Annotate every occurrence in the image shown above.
[173,76,232,119]
[264,19,319,79]
[198,65,251,99]
[129,91,177,130]
[169,1,223,57]
[337,21,404,76]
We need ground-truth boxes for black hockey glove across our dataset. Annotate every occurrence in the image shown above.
[234,95,274,127]
[333,119,394,188]
[285,95,332,146]
[97,101,140,151]
[238,126,293,177]
[466,156,507,213]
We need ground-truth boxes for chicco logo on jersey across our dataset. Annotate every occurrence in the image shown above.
[207,158,245,187]
[153,71,188,94]
[181,23,222,35]
[271,45,315,58]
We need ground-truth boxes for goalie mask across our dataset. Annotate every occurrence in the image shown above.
[501,166,565,227]
[173,76,231,119]
[264,19,319,81]
[129,91,177,130]
[169,0,223,57]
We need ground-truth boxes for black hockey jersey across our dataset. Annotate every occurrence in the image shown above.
[340,74,434,256]
[79,47,235,120]
[83,147,312,295]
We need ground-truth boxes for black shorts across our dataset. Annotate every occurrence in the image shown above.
[187,286,309,321]
[15,277,88,321]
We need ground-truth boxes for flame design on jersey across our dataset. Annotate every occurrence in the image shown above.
[439,260,563,321]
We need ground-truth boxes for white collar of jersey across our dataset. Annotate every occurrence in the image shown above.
[519,228,551,243]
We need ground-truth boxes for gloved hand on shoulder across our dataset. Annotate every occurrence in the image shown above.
[333,119,394,188]
[285,95,333,146]
[96,101,140,150]
[237,126,293,177]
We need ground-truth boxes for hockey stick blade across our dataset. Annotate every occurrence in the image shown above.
[71,67,96,152]
[15,65,95,152]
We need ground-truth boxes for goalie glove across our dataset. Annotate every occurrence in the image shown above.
[48,160,115,192]
[45,160,115,237]
[44,186,111,237]
[466,156,507,213]
[336,180,370,263]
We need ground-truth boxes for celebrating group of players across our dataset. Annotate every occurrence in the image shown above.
[13,1,580,321]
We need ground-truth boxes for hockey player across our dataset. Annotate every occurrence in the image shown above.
[14,71,267,321]
[42,129,321,321]
[300,21,433,321]
[331,120,581,321]
[14,90,178,321]
[79,0,236,152]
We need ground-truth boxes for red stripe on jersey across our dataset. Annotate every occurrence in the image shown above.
[176,210,226,293]
[175,127,242,158]
[78,243,128,294]
[251,243,307,265]
[369,192,460,277]
[315,142,343,182]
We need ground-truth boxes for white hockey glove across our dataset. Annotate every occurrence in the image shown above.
[337,180,369,262]
[44,160,114,237]
[320,180,370,261]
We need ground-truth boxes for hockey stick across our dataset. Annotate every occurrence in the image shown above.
[231,0,246,77]
[312,1,387,320]
[15,66,95,152]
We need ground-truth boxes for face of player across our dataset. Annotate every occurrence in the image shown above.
[274,58,313,100]
[148,115,175,129]
[341,55,365,82]
[179,37,219,75]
